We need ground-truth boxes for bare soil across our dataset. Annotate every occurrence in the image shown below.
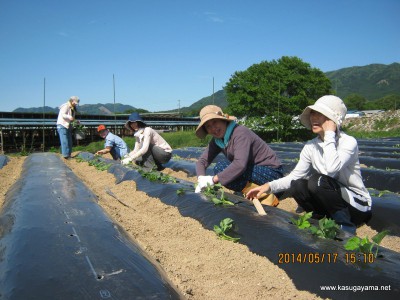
[1,153,399,299]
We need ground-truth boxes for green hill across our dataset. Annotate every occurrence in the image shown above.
[180,63,400,115]
[325,63,400,100]
[160,90,228,116]
[12,63,400,115]
[14,103,142,115]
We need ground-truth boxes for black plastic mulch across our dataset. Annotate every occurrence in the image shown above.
[0,153,183,300]
[75,153,400,299]
[0,155,9,169]
[167,157,400,237]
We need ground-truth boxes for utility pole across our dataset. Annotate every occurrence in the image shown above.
[277,78,280,141]
[113,74,116,132]
[178,100,181,115]
[212,77,215,105]
[42,77,46,152]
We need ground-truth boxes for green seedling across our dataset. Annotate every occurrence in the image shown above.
[88,159,112,171]
[138,169,177,183]
[309,217,340,239]
[202,183,223,198]
[344,230,389,257]
[290,211,313,229]
[87,159,98,166]
[211,196,234,206]
[210,190,234,206]
[213,218,240,242]
[75,157,85,163]
[199,183,234,206]
[176,187,194,195]
[97,162,112,171]
[378,190,391,197]
[176,188,185,195]
[367,189,392,198]
[385,167,396,171]
[71,120,88,134]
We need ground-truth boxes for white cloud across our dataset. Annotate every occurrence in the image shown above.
[204,12,223,23]
[57,31,69,37]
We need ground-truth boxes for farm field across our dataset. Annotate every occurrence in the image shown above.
[1,138,399,299]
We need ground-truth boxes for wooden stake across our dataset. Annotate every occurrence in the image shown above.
[253,198,267,215]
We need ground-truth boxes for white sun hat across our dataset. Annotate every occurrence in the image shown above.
[299,95,347,130]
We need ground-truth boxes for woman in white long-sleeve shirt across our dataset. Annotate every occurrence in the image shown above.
[246,95,371,234]
[56,96,80,159]
[121,112,172,171]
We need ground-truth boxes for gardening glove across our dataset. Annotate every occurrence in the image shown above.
[121,157,133,165]
[195,175,214,193]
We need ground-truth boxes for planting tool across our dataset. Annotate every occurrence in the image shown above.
[253,198,267,215]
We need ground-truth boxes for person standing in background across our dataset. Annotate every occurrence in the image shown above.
[56,96,80,159]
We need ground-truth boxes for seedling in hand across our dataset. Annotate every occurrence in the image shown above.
[202,183,223,198]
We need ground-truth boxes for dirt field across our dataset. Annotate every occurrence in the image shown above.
[1,154,399,299]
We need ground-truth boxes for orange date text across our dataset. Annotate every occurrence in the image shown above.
[278,252,338,264]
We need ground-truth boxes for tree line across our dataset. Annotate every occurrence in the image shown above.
[220,56,399,141]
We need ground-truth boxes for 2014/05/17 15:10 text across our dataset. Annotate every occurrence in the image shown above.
[278,252,375,264]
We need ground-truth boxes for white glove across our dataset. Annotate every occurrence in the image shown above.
[121,157,133,165]
[195,175,214,193]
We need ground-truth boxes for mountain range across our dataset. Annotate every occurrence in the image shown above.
[13,63,399,116]
[325,63,400,100]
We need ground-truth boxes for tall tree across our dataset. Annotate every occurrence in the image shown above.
[224,56,332,138]
[345,93,367,110]
[374,94,400,111]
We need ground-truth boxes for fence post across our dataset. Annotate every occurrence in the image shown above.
[0,128,3,154]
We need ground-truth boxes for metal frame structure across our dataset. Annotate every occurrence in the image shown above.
[0,112,200,153]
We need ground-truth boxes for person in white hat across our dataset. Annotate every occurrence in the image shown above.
[56,96,80,159]
[246,95,372,235]
[95,125,129,160]
[194,105,283,206]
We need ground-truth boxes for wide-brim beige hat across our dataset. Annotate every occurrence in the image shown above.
[195,105,236,139]
[299,95,347,130]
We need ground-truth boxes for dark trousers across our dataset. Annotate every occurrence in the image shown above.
[213,160,284,192]
[290,174,370,226]
[137,144,172,171]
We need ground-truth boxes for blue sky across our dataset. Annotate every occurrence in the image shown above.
[0,0,399,112]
